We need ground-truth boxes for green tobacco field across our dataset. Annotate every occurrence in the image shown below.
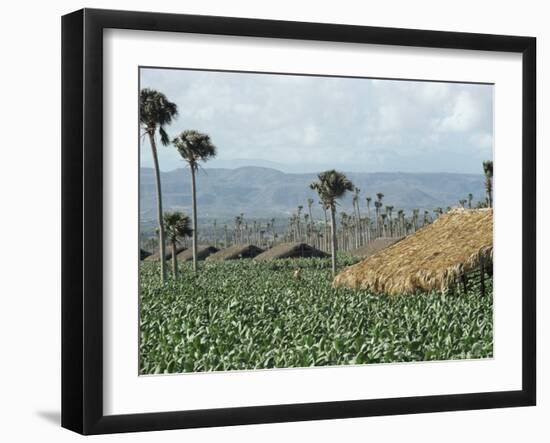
[139,257,493,374]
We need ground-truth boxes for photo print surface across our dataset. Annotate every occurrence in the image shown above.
[138,67,494,375]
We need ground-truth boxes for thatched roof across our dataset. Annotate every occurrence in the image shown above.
[348,237,404,258]
[176,245,219,261]
[333,209,493,295]
[206,244,264,261]
[140,249,152,261]
[144,245,186,261]
[255,242,329,260]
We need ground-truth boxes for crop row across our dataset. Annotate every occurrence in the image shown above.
[139,257,493,374]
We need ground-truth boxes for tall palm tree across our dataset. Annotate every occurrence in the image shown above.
[307,198,314,246]
[213,219,218,248]
[172,130,217,272]
[140,88,178,283]
[397,209,404,236]
[375,193,384,237]
[352,187,361,248]
[297,205,304,240]
[163,211,192,279]
[310,170,354,276]
[365,196,372,218]
[319,201,329,252]
[385,205,394,236]
[412,208,419,232]
[365,196,372,242]
[483,160,493,208]
[467,193,473,209]
[380,213,388,237]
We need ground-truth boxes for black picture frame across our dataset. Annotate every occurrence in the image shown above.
[62,8,536,435]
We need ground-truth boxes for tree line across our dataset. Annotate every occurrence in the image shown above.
[141,88,216,282]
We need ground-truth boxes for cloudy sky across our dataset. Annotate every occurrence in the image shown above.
[140,68,493,174]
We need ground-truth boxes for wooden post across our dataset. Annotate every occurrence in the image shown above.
[480,258,485,297]
[461,273,468,295]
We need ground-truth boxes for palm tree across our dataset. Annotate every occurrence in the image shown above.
[172,130,217,272]
[140,88,178,283]
[423,210,430,226]
[307,198,315,245]
[365,196,372,242]
[385,205,394,236]
[319,201,329,252]
[483,160,493,208]
[297,205,304,240]
[412,208,419,232]
[213,219,218,248]
[433,207,443,219]
[375,193,384,237]
[310,170,354,276]
[467,193,473,209]
[397,209,404,236]
[380,213,388,237]
[352,187,362,248]
[163,211,192,279]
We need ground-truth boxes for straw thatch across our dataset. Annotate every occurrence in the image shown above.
[333,209,493,295]
[348,237,404,259]
[144,245,186,261]
[176,245,219,261]
[254,242,329,261]
[206,244,264,261]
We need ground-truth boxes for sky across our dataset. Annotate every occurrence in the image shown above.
[140,67,493,174]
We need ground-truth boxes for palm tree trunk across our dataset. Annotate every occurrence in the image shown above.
[356,204,362,247]
[330,206,338,277]
[148,133,166,283]
[171,239,177,279]
[190,167,198,272]
[322,208,329,252]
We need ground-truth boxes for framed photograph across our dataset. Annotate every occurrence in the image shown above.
[61,8,536,435]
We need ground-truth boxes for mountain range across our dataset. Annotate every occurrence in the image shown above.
[140,166,486,227]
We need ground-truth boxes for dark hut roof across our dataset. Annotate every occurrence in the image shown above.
[176,245,219,261]
[333,209,493,295]
[254,242,329,261]
[348,237,404,259]
[144,245,186,261]
[140,249,152,261]
[206,244,264,261]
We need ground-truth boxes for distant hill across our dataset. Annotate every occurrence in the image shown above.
[140,166,486,228]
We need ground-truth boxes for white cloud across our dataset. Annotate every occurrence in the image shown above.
[140,68,494,173]
[437,91,483,132]
[233,103,259,114]
[303,124,319,145]
[469,132,493,150]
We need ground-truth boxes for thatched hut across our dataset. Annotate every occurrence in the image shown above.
[348,237,404,259]
[144,245,186,261]
[254,242,329,261]
[333,209,493,295]
[206,244,264,261]
[176,245,219,262]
